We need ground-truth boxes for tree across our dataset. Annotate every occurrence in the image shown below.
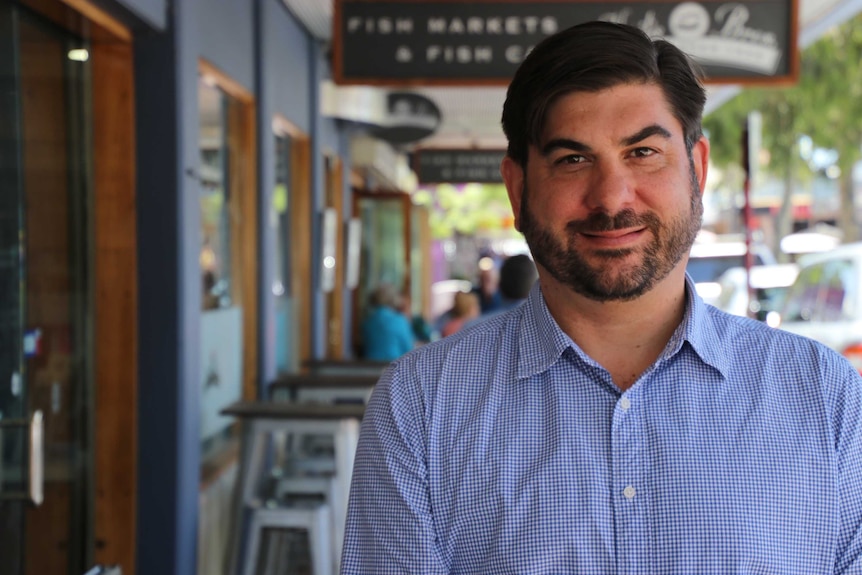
[704,86,809,257]
[705,11,862,245]
[413,183,517,240]
[797,18,862,242]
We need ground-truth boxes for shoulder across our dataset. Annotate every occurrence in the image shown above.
[699,306,862,416]
[705,306,835,362]
[381,307,524,403]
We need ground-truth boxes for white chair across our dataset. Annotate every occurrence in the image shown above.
[241,503,333,575]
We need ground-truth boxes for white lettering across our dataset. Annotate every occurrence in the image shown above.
[348,17,413,34]
[428,18,447,34]
[395,46,412,63]
[475,46,493,63]
[541,17,559,35]
[396,19,413,33]
[449,18,466,34]
[505,45,525,64]
[426,45,494,63]
[424,16,555,35]
[638,11,665,37]
[716,5,777,46]
[599,9,632,25]
[467,17,485,34]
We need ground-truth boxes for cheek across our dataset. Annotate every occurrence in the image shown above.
[533,185,592,225]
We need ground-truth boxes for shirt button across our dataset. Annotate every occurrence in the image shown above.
[620,396,631,411]
[623,486,636,500]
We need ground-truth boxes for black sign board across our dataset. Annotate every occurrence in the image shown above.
[415,149,506,184]
[333,0,798,85]
[370,92,442,144]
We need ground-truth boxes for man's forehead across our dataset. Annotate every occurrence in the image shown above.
[538,85,683,144]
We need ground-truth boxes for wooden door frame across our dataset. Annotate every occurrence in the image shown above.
[351,189,413,354]
[272,115,312,367]
[16,0,139,572]
[199,59,259,402]
[325,153,345,359]
[92,23,137,575]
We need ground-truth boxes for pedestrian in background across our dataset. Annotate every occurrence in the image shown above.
[471,256,502,313]
[440,291,480,337]
[359,283,414,362]
[489,253,537,314]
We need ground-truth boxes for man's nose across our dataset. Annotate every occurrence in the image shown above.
[584,161,636,214]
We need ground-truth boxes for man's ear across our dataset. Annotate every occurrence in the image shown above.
[501,156,525,231]
[692,136,710,195]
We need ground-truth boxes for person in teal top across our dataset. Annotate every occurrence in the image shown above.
[360,284,415,361]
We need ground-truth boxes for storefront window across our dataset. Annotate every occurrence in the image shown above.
[273,133,293,373]
[199,79,232,310]
[198,75,247,462]
[357,195,407,329]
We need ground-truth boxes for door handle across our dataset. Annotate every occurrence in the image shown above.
[0,410,44,506]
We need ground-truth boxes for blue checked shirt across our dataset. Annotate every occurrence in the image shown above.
[342,277,862,574]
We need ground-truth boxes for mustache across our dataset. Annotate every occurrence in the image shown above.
[565,209,659,234]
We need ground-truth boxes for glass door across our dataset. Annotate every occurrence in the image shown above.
[0,5,93,575]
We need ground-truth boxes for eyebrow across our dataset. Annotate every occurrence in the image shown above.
[540,124,674,157]
[621,124,673,147]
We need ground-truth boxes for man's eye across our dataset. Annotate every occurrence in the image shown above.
[631,147,656,158]
[555,154,585,165]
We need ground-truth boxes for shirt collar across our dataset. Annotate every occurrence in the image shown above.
[680,273,731,378]
[516,283,572,379]
[516,274,730,380]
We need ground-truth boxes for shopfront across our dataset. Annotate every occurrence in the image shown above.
[0,1,137,574]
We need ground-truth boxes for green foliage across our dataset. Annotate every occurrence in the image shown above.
[412,183,518,240]
[706,11,862,177]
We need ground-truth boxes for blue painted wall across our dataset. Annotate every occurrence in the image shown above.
[261,0,312,132]
[115,0,167,30]
[135,0,354,572]
[257,0,315,385]
[135,0,202,572]
[199,0,255,91]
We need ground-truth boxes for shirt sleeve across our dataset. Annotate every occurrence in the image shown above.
[830,353,862,574]
[341,363,449,574]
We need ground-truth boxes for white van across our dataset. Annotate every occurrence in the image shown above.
[776,243,862,372]
[687,234,777,305]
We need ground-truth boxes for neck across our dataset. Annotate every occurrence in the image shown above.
[541,268,688,390]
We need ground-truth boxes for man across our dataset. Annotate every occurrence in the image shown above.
[342,21,862,574]
[471,256,502,314]
[493,254,537,309]
[467,254,538,327]
[360,283,415,361]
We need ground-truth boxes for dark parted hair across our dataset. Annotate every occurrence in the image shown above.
[499,254,538,300]
[501,21,706,166]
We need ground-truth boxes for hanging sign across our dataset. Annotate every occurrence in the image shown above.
[370,91,442,144]
[414,149,506,183]
[333,0,798,85]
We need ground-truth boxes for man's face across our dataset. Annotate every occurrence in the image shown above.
[502,82,709,302]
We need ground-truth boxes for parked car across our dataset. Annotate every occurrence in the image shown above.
[776,242,862,372]
[714,264,798,323]
[687,234,777,305]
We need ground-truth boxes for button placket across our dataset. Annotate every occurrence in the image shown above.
[611,388,649,573]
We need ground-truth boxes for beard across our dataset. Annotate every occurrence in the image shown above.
[519,165,703,302]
